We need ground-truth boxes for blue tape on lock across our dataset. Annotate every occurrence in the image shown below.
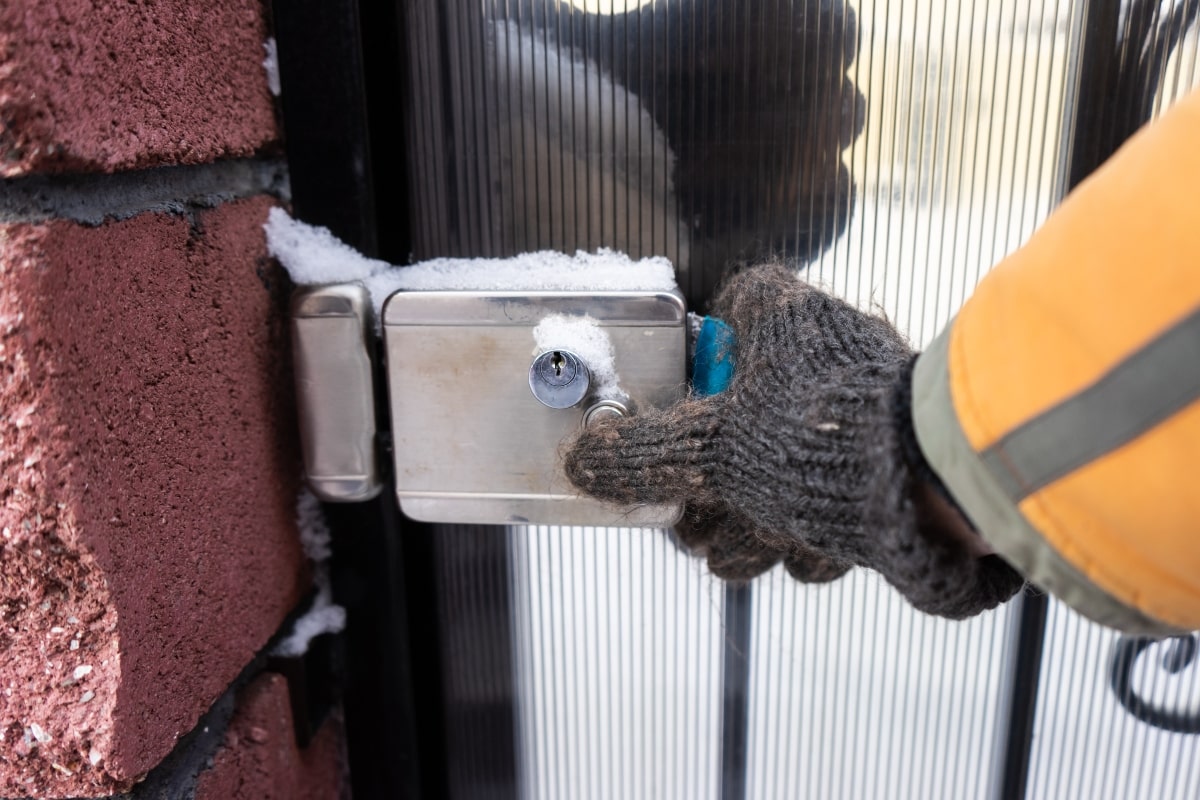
[692,317,736,397]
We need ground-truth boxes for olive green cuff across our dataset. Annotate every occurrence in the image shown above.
[911,325,1186,636]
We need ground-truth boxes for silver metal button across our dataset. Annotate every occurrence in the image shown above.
[582,400,629,428]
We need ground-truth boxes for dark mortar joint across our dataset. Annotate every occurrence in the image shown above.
[0,160,291,227]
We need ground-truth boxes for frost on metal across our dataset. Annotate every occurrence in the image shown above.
[272,596,345,658]
[272,490,345,657]
[264,208,679,323]
[262,38,281,97]
[294,487,332,563]
[533,314,623,400]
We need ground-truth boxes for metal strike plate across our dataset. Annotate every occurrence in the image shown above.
[382,291,687,526]
[291,285,382,502]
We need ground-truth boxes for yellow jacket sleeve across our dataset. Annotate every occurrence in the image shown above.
[912,88,1200,635]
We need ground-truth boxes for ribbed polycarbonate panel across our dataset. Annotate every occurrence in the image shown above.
[747,1,1076,795]
[1152,0,1200,115]
[745,570,1011,800]
[806,0,1082,348]
[1025,602,1200,800]
[433,525,522,799]
[507,525,724,799]
[434,522,523,796]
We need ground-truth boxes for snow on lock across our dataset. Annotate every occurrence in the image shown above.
[532,314,622,401]
[266,208,678,398]
[265,208,678,322]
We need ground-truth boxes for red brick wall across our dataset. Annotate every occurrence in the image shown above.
[0,0,280,177]
[0,1,347,797]
[194,674,346,800]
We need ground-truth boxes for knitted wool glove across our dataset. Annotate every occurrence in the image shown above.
[565,265,1024,619]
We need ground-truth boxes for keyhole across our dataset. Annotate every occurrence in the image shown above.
[529,349,589,408]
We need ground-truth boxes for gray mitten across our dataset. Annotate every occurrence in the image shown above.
[565,265,1024,619]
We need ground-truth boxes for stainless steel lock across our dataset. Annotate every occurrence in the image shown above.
[291,286,685,527]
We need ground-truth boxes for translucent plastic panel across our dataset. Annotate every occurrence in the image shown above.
[1150,2,1200,116]
[507,526,725,799]
[402,0,869,304]
[745,570,1012,800]
[1026,603,1200,799]
[431,525,523,799]
[742,2,1078,797]
[808,0,1082,347]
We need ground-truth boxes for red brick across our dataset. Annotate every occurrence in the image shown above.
[0,196,309,796]
[0,0,280,177]
[194,674,346,800]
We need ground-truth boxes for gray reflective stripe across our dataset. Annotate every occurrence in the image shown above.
[912,326,1188,636]
[980,304,1200,502]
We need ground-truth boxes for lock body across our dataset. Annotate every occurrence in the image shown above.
[382,290,686,526]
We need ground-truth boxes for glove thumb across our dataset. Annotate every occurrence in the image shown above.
[563,397,724,507]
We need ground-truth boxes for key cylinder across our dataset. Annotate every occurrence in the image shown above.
[529,349,590,409]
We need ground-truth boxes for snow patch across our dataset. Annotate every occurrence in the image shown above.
[263,38,281,96]
[273,490,346,657]
[265,208,678,325]
[533,315,622,400]
[265,207,386,286]
[272,593,346,658]
[295,488,332,562]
